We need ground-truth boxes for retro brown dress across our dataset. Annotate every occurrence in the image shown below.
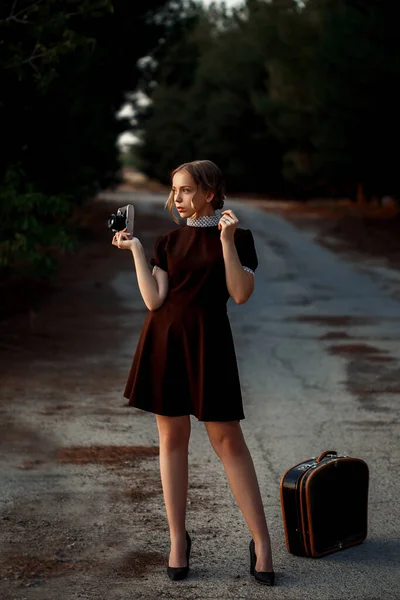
[123,209,258,421]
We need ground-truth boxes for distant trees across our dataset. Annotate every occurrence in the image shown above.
[133,0,400,203]
[0,0,181,276]
[2,0,399,280]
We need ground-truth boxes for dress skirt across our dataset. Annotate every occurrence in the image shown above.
[124,302,244,421]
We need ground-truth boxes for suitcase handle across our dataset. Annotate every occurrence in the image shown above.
[316,450,337,463]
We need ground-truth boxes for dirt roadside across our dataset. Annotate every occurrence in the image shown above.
[266,200,400,271]
[0,198,175,599]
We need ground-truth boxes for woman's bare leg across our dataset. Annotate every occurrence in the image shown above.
[155,414,191,568]
[205,420,273,572]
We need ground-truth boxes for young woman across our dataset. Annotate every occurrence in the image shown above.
[112,160,274,585]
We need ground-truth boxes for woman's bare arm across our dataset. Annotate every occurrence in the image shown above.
[112,230,169,311]
[130,238,169,311]
[221,238,254,304]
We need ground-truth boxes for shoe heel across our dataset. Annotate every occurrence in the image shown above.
[167,530,191,581]
[249,539,255,575]
[249,538,275,586]
[185,530,191,568]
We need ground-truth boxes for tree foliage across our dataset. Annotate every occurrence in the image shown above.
[2,0,399,284]
[312,0,400,198]
[134,0,400,201]
[0,0,179,277]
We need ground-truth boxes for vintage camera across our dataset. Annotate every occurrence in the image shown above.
[108,204,135,237]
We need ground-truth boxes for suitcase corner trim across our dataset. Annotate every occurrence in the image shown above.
[279,457,315,556]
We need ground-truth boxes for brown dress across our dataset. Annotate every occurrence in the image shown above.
[123,212,258,421]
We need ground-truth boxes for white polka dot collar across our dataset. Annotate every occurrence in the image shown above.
[186,209,222,227]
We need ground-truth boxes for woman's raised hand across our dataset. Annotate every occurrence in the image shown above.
[218,209,238,241]
[112,228,134,250]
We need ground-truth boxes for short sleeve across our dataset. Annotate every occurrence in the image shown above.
[235,229,258,274]
[149,235,168,272]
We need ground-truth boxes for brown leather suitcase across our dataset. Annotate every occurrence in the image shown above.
[280,450,369,557]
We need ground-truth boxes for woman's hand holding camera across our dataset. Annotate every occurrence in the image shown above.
[112,228,136,250]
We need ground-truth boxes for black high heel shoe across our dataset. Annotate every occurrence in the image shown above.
[167,531,191,581]
[249,539,275,586]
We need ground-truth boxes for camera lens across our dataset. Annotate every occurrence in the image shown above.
[108,214,126,231]
[108,214,117,229]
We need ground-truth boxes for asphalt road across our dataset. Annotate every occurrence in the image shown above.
[1,191,399,599]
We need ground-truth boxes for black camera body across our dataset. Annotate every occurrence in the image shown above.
[108,204,135,237]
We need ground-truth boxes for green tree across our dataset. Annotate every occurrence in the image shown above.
[134,0,400,201]
[136,2,287,193]
[0,0,181,277]
[245,0,318,191]
[312,0,400,200]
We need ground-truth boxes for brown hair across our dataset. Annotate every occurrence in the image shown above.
[165,160,226,224]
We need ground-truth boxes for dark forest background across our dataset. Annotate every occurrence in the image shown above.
[1,0,399,279]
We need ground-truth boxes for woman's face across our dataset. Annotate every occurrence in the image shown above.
[172,170,211,217]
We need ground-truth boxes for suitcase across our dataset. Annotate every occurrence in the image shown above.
[280,450,369,558]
